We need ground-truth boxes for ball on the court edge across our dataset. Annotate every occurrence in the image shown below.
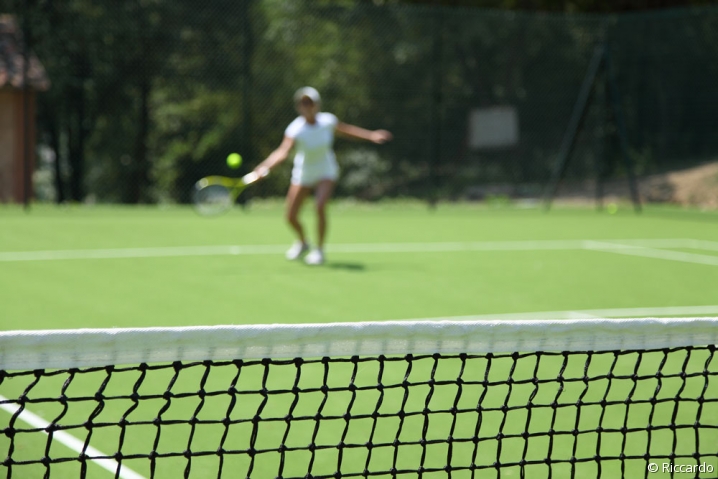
[607,203,618,215]
[226,153,242,169]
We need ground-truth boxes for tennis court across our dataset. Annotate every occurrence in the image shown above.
[0,204,717,478]
[3,0,718,475]
[1,204,718,328]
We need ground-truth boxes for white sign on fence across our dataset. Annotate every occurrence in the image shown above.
[468,106,519,149]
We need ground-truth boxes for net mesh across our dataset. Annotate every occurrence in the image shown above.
[1,326,717,479]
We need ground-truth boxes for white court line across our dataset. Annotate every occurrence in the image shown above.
[1,238,716,262]
[0,240,586,262]
[564,311,602,319]
[0,395,146,479]
[328,239,586,253]
[585,241,718,267]
[406,304,718,321]
[0,245,285,262]
[611,238,718,251]
[1,238,717,264]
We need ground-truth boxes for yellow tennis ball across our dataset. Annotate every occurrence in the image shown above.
[226,153,242,169]
[607,203,618,215]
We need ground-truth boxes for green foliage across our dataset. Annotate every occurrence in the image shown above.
[392,0,716,11]
[17,1,718,203]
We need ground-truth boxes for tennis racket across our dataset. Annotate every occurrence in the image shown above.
[193,169,268,216]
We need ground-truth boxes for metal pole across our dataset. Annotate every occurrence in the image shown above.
[543,45,605,210]
[605,46,642,213]
[22,0,32,211]
[428,5,443,208]
[594,69,606,211]
[239,0,253,208]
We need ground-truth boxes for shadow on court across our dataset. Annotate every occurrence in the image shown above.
[324,261,366,271]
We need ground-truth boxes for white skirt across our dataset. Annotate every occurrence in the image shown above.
[291,157,339,187]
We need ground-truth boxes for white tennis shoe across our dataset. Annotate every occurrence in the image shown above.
[304,248,325,266]
[286,241,309,260]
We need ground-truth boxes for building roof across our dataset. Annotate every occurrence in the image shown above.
[0,15,50,91]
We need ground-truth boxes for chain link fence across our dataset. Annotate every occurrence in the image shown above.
[6,1,718,204]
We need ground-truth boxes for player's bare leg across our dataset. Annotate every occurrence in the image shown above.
[305,179,335,265]
[285,184,312,260]
[314,179,335,249]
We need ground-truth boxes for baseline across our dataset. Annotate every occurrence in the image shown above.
[1,238,716,262]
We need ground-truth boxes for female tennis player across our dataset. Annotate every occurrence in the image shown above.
[254,87,392,265]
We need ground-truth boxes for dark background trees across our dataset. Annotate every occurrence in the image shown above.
[8,0,718,203]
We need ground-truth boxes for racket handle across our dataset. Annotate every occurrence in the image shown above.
[242,172,259,184]
[243,167,269,185]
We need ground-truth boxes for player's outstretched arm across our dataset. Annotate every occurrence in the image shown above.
[254,136,295,175]
[336,122,393,144]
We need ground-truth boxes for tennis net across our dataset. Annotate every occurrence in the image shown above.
[1,318,716,479]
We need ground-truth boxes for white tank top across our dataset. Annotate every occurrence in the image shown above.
[284,112,338,168]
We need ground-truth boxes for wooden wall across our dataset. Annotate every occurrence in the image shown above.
[0,88,35,203]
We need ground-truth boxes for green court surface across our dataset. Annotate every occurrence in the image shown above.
[1,203,718,329]
[1,203,717,478]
